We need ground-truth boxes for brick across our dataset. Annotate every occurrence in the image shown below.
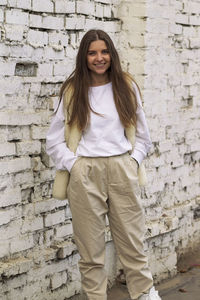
[0,77,22,95]
[41,150,55,168]
[0,187,21,208]
[6,273,28,289]
[169,24,182,35]
[31,125,48,139]
[45,259,69,275]
[5,24,24,42]
[32,0,54,13]
[189,15,200,26]
[0,0,7,5]
[16,140,41,155]
[77,1,94,15]
[0,210,12,226]
[15,62,38,77]
[0,157,31,175]
[34,198,67,215]
[53,61,69,76]
[10,234,34,254]
[48,32,69,48]
[43,229,54,247]
[31,125,49,140]
[54,0,75,14]
[0,8,3,22]
[29,14,43,28]
[44,46,65,60]
[0,257,32,277]
[104,5,112,18]
[0,43,10,56]
[13,170,34,189]
[21,216,43,233]
[189,38,200,49]
[16,0,32,10]
[0,207,21,226]
[0,61,15,76]
[42,15,64,30]
[103,21,121,33]
[44,210,65,227]
[175,13,189,25]
[65,16,85,30]
[38,63,53,76]
[0,142,15,157]
[31,157,42,171]
[0,241,9,258]
[95,3,104,18]
[7,0,17,7]
[27,29,48,48]
[6,9,29,25]
[56,223,73,238]
[190,140,200,152]
[50,272,67,290]
[0,111,45,125]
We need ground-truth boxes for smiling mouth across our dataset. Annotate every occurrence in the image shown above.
[94,63,106,67]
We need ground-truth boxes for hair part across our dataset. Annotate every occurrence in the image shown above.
[60,29,138,130]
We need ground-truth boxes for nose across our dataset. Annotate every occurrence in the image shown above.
[96,52,103,61]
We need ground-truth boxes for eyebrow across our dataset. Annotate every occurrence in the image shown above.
[88,48,108,52]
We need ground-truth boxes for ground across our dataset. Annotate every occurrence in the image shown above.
[108,245,200,300]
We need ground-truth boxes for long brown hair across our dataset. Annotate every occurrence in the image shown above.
[60,29,138,130]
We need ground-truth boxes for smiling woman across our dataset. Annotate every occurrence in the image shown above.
[46,29,161,300]
[87,40,111,85]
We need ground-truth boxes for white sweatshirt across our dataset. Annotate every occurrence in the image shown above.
[46,82,152,172]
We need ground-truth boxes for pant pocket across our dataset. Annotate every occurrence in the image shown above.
[70,157,83,182]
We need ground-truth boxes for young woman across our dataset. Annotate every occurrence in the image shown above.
[46,29,161,300]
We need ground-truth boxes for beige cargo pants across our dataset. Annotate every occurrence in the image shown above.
[67,153,153,300]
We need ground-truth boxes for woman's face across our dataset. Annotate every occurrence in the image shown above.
[87,40,111,78]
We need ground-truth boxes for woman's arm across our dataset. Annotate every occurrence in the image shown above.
[131,82,152,165]
[46,100,78,172]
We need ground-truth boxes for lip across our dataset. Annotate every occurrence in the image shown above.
[94,63,106,67]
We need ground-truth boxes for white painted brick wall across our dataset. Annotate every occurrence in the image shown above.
[0,0,199,299]
[27,29,48,47]
[44,210,66,227]
[0,157,31,175]
[0,61,16,75]
[5,24,24,41]
[10,234,34,254]
[77,0,95,15]
[0,142,16,157]
[6,8,29,25]
[32,0,54,13]
[54,0,75,14]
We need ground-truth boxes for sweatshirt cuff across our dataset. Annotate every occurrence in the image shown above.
[131,149,145,166]
[57,156,78,173]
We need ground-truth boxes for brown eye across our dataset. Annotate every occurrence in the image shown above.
[102,49,109,54]
[88,51,95,56]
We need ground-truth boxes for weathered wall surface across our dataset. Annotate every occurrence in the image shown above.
[119,0,200,282]
[0,0,200,299]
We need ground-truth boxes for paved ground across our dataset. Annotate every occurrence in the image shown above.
[71,248,200,300]
[108,248,200,300]
[108,267,200,300]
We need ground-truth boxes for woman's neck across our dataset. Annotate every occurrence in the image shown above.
[90,74,110,87]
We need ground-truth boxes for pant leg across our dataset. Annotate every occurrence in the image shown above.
[67,157,109,300]
[107,153,153,300]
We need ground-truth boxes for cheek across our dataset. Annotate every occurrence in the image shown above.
[87,57,93,67]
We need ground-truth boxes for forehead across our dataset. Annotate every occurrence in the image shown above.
[88,40,108,50]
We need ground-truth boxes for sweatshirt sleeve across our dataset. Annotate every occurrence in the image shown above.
[46,100,78,173]
[131,82,152,165]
